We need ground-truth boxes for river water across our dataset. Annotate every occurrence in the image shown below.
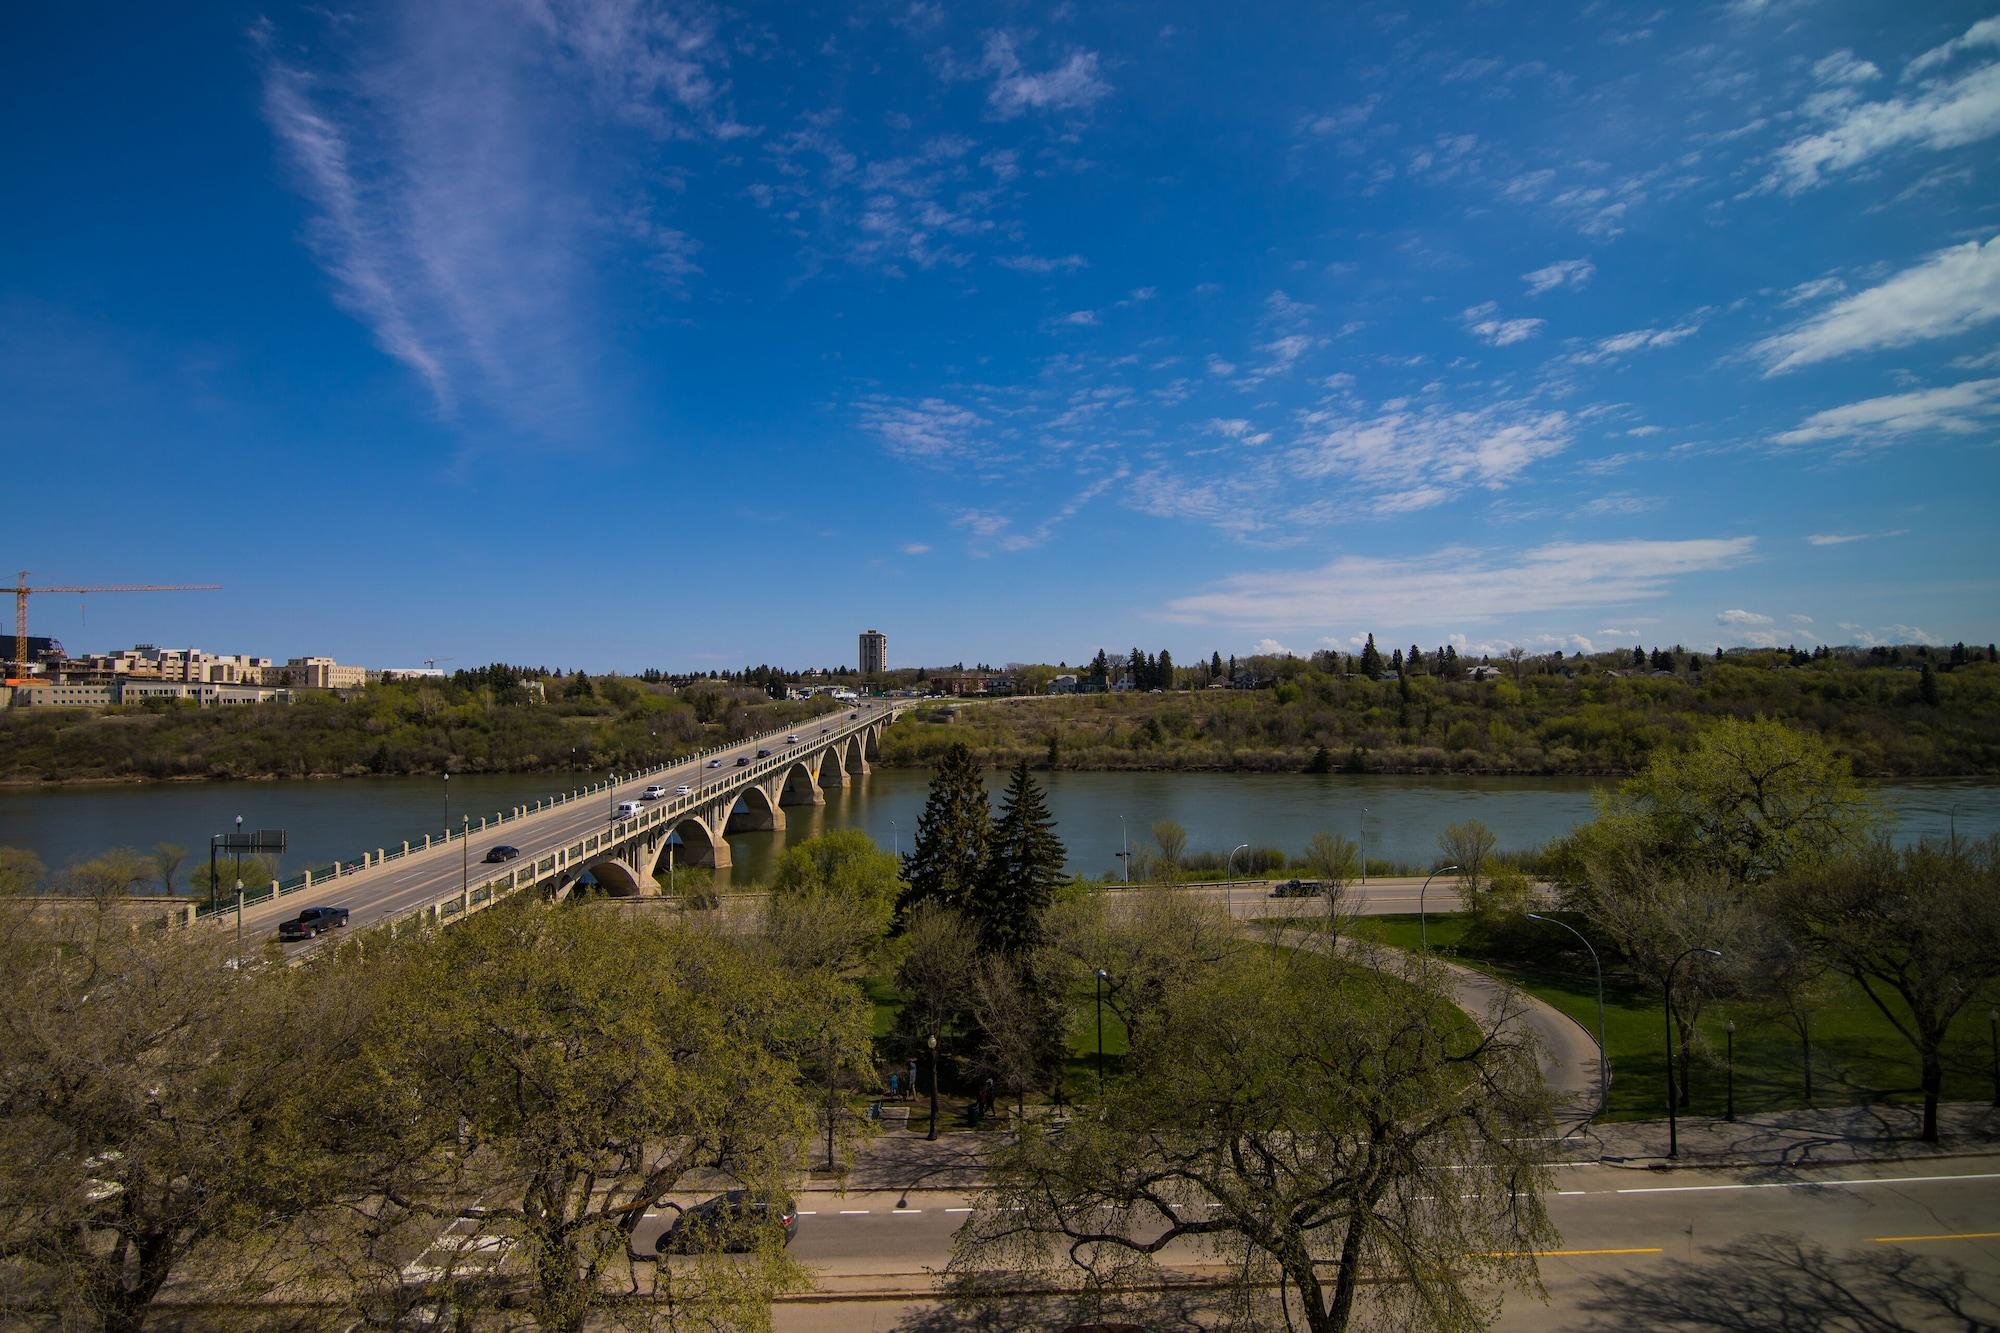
[2,769,1995,889]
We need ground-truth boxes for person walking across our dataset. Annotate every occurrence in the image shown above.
[906,1057,919,1102]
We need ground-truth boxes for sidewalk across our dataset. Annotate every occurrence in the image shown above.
[1580,1099,2000,1169]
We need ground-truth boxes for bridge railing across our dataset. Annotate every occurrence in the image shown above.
[213,703,905,929]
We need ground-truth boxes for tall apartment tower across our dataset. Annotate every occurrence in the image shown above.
[858,628,887,675]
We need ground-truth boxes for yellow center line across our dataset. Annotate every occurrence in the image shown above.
[1870,1231,2000,1244]
[1480,1240,1664,1248]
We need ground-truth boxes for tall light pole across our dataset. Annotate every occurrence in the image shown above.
[1359,806,1368,886]
[926,1033,940,1141]
[1527,913,1608,1120]
[1666,947,1722,1158]
[1095,968,1110,1094]
[1227,843,1249,918]
[891,820,898,858]
[233,814,244,891]
[1725,1019,1737,1123]
[461,814,470,907]
[608,773,618,824]
[1418,864,1460,953]
[443,770,450,833]
[1117,815,1130,882]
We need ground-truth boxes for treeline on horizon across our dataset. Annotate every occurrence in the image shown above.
[885,646,2000,779]
[0,672,847,783]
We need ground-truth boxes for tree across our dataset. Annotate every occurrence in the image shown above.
[1359,634,1383,679]
[1781,837,2000,1142]
[1043,885,1239,1047]
[969,951,1071,1116]
[349,906,816,1332]
[1438,820,1498,910]
[1150,820,1187,883]
[0,846,43,896]
[1576,717,1874,890]
[948,948,1555,1333]
[0,897,349,1332]
[1210,650,1223,679]
[973,763,1068,956]
[1301,831,1362,943]
[896,743,990,921]
[149,843,186,896]
[1156,648,1174,690]
[766,829,901,975]
[1919,661,1941,706]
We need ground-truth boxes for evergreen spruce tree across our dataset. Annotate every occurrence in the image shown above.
[896,743,991,921]
[1157,648,1174,690]
[1919,662,1941,707]
[973,762,1068,956]
[1390,648,1405,676]
[1359,634,1384,679]
[1210,650,1223,679]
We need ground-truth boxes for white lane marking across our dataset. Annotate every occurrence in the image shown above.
[1614,1171,2000,1196]
[795,1211,817,1216]
[945,1207,973,1213]
[839,1209,870,1215]
[1558,1190,1586,1196]
[893,1208,922,1215]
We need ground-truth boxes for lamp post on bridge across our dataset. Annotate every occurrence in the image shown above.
[1116,815,1130,882]
[443,771,450,832]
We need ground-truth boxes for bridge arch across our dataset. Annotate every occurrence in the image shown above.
[862,723,884,761]
[814,742,849,790]
[553,854,651,901]
[779,759,824,808]
[640,813,731,875]
[725,783,783,833]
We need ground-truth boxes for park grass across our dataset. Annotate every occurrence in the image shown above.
[1342,912,2000,1121]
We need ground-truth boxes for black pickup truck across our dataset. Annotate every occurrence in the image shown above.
[277,905,350,940]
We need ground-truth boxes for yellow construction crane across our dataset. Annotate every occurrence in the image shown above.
[10,570,222,684]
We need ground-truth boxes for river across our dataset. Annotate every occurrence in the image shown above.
[2,769,1995,889]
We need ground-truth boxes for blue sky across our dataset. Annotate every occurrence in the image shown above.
[4,1,1997,672]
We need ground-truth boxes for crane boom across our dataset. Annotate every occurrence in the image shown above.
[11,571,222,684]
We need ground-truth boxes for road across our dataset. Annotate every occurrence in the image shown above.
[716,1157,2000,1330]
[223,703,895,954]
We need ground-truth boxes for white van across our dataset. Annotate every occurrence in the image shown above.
[642,784,668,800]
[616,800,644,819]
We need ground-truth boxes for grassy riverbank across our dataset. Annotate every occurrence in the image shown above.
[877,660,2000,777]
[0,677,845,784]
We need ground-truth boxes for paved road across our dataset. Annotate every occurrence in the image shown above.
[729,1156,2000,1330]
[222,703,896,955]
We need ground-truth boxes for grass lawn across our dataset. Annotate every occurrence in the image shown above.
[1339,913,2000,1122]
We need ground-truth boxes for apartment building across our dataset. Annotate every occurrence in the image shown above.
[858,628,888,676]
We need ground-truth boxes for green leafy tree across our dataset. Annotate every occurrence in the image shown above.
[0,846,44,896]
[765,829,903,977]
[1781,836,2000,1142]
[1919,662,1941,706]
[948,947,1555,1333]
[973,762,1068,956]
[896,743,990,921]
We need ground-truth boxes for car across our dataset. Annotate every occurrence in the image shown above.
[785,734,799,743]
[642,784,668,801]
[707,758,721,768]
[277,905,349,940]
[820,727,829,734]
[616,800,643,818]
[674,784,693,796]
[1269,878,1325,898]
[658,1190,797,1254]
[736,756,750,766]
[483,845,520,864]
[850,712,858,718]
[756,747,771,758]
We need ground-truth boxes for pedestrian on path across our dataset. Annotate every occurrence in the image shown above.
[906,1058,919,1101]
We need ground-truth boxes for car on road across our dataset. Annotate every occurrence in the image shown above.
[642,784,668,800]
[658,1190,797,1254]
[616,800,643,818]
[1269,878,1325,898]
[707,758,721,768]
[756,747,771,758]
[277,905,350,940]
[785,733,799,743]
[850,712,858,718]
[736,756,750,766]
[483,845,520,863]
[674,784,693,796]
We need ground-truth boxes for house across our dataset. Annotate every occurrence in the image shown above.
[1048,673,1080,694]
[1467,665,1505,682]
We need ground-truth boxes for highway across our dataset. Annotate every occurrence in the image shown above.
[224,703,895,955]
[708,1157,2000,1330]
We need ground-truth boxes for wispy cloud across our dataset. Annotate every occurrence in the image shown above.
[1772,378,2000,445]
[1766,21,2000,192]
[1752,236,2000,374]
[1159,538,1758,631]
[255,4,737,436]
[1522,258,1595,296]
[1904,15,2000,81]
[856,395,985,461]
[1716,608,1772,626]
[997,253,1088,274]
[1806,530,1907,545]
[1461,301,1546,346]
[899,541,932,556]
[981,33,1111,119]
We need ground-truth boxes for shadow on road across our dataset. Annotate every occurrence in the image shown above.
[881,1282,1253,1331]
[1570,1232,2000,1332]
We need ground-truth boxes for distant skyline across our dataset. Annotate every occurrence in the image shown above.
[5,3,1996,670]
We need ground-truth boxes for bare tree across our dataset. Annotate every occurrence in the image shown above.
[1438,819,1497,910]
[1301,831,1362,944]
[149,843,186,897]
[1150,821,1186,883]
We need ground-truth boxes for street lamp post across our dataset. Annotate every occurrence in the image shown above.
[1359,806,1368,886]
[1095,969,1110,1094]
[443,771,450,831]
[608,774,618,824]
[1666,947,1722,1159]
[233,814,244,891]
[1526,913,1608,1119]
[1227,843,1249,918]
[1725,1019,1737,1122]
[891,820,898,859]
[461,815,470,910]
[1117,816,1130,882]
[207,832,221,914]
[1418,864,1460,953]
[1990,1009,1999,1107]
[926,1033,940,1141]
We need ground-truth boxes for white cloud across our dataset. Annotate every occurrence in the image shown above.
[899,542,932,556]
[1060,309,1100,326]
[1160,538,1758,631]
[1905,15,2000,80]
[1578,492,1658,517]
[1568,323,1701,365]
[1805,529,1908,545]
[1716,608,1774,626]
[998,253,1088,273]
[1773,378,2000,445]
[1251,638,1292,656]
[1812,50,1881,87]
[982,33,1111,118]
[1461,302,1546,346]
[1752,236,2000,373]
[1766,50,2000,192]
[1287,402,1572,502]
[1296,97,1380,136]
[1625,425,1663,437]
[1789,614,1814,624]
[1780,276,1847,307]
[856,396,984,461]
[1522,258,1595,296]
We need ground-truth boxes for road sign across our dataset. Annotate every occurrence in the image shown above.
[216,830,287,853]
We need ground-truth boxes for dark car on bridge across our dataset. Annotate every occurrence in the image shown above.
[658,1190,797,1254]
[736,756,750,766]
[756,747,771,758]
[483,845,520,863]
[277,905,350,940]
